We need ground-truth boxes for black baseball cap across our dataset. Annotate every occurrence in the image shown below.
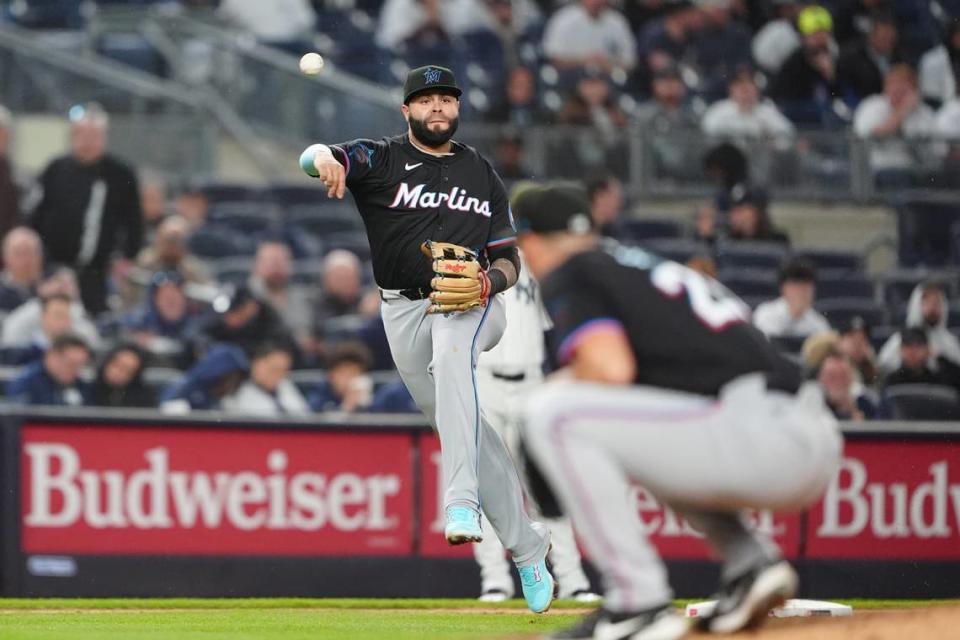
[512,183,593,235]
[901,327,929,346]
[403,65,462,104]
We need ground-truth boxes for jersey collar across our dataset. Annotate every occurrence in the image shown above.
[406,134,458,158]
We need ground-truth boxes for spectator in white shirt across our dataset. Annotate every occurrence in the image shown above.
[752,0,802,74]
[542,0,636,74]
[753,258,831,338]
[218,0,316,53]
[918,20,960,108]
[938,98,960,139]
[376,0,455,50]
[702,67,795,141]
[222,341,310,417]
[853,64,938,175]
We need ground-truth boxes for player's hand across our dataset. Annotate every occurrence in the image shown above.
[314,154,346,199]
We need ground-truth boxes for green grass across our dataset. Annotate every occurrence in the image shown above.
[0,598,956,640]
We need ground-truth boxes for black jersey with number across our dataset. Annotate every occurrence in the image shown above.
[327,134,516,290]
[541,240,801,396]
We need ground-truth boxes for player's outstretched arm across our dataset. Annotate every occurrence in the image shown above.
[299,143,345,199]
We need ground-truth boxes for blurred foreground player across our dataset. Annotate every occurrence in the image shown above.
[513,184,842,640]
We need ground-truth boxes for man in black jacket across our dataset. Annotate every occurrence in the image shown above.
[28,103,143,315]
[836,11,900,107]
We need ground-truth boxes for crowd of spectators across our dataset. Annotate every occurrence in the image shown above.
[0,100,407,417]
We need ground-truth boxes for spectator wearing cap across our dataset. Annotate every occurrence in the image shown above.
[882,327,960,391]
[836,10,901,108]
[878,281,960,373]
[837,315,879,386]
[1,267,101,350]
[196,284,296,363]
[816,350,879,420]
[249,240,313,346]
[725,186,790,244]
[90,342,156,409]
[853,64,939,184]
[635,66,700,180]
[0,105,21,237]
[6,333,91,407]
[308,342,375,413]
[770,5,840,124]
[752,0,803,74]
[26,103,143,315]
[0,227,43,313]
[541,0,637,76]
[702,66,795,141]
[918,19,960,109]
[124,270,201,369]
[753,258,830,338]
[159,343,249,413]
[222,341,310,417]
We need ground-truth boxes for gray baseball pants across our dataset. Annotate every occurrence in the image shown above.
[380,291,548,565]
[522,373,842,612]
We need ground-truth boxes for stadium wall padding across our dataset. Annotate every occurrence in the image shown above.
[2,409,959,599]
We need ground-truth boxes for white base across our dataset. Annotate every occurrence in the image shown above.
[685,599,853,619]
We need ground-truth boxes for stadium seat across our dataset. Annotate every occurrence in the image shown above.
[895,197,960,267]
[188,226,256,259]
[796,249,862,272]
[96,33,167,77]
[289,209,363,237]
[883,384,960,421]
[208,205,279,235]
[198,183,262,205]
[620,218,684,241]
[323,232,372,261]
[816,276,875,300]
[643,238,710,265]
[879,270,957,307]
[768,335,806,355]
[717,268,779,300]
[715,241,788,269]
[816,298,887,329]
[266,185,331,207]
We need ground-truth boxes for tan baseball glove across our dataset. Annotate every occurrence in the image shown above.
[421,240,490,314]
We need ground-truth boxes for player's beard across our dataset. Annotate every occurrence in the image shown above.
[409,114,459,147]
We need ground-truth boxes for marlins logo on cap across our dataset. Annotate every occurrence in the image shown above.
[423,67,442,84]
[403,65,462,103]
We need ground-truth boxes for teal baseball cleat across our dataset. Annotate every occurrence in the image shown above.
[518,556,557,614]
[444,506,483,545]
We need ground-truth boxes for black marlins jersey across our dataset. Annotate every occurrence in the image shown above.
[541,241,802,397]
[329,134,516,290]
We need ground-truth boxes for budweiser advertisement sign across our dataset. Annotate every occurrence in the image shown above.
[806,441,960,559]
[20,425,415,555]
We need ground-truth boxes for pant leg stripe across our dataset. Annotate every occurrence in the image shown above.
[470,302,494,506]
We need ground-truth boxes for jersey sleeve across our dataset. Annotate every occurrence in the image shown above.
[543,274,625,367]
[484,166,516,252]
[326,138,389,188]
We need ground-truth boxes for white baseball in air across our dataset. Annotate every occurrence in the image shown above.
[299,52,325,75]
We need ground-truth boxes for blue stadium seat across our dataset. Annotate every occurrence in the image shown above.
[816,298,887,329]
[323,232,372,261]
[879,270,957,307]
[883,384,960,421]
[208,204,279,235]
[896,197,960,267]
[643,238,710,265]
[266,185,330,207]
[715,241,788,269]
[620,218,684,241]
[188,226,256,259]
[199,183,262,205]
[816,276,875,300]
[96,33,167,77]
[289,209,363,237]
[796,249,862,272]
[717,268,779,300]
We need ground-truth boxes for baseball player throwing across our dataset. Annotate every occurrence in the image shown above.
[300,65,554,613]
[512,184,842,640]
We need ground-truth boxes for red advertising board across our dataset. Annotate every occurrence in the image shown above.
[21,425,415,556]
[418,434,472,557]
[805,441,960,559]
